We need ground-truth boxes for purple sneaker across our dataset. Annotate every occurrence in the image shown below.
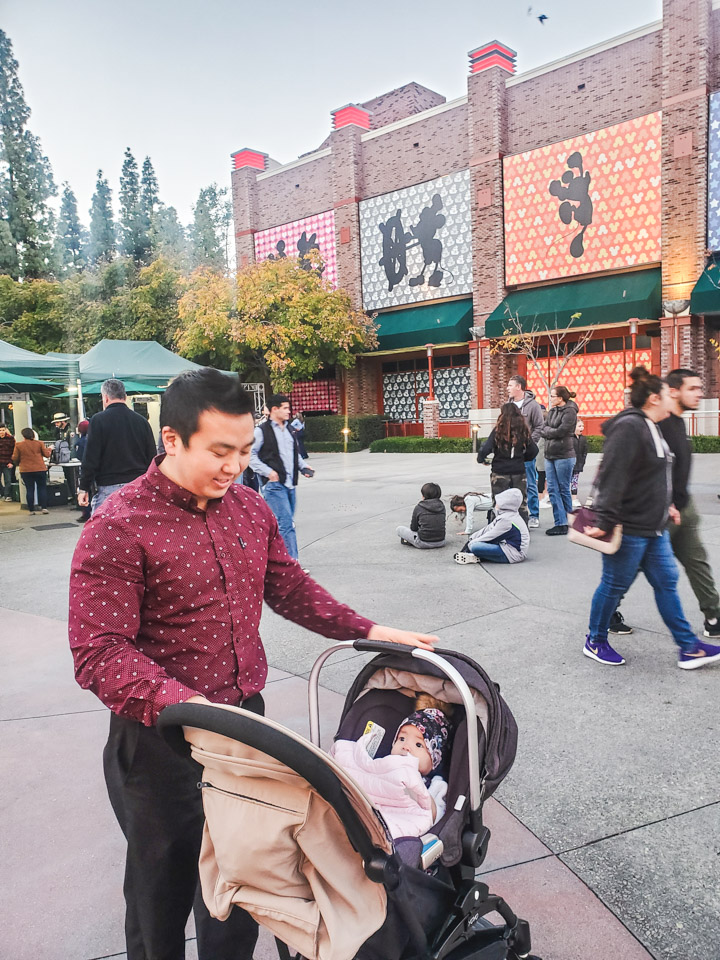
[678,640,720,670]
[583,635,626,665]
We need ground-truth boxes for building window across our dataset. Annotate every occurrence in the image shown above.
[605,337,624,351]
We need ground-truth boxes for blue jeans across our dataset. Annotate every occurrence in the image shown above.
[525,458,539,518]
[546,457,575,526]
[263,481,298,559]
[0,464,12,497]
[469,542,510,563]
[588,531,697,652]
[91,482,126,517]
[22,471,47,511]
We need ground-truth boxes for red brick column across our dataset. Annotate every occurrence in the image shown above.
[423,399,440,438]
[230,149,267,269]
[660,0,711,374]
[330,106,369,311]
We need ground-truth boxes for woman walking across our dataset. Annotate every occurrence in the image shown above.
[12,427,52,516]
[477,402,538,523]
[583,366,720,669]
[540,384,578,535]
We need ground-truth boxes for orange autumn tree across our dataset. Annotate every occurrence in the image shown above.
[489,307,593,406]
[177,252,377,391]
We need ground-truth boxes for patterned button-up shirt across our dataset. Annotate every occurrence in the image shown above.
[69,458,374,726]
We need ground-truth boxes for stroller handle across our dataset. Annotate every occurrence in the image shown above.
[308,640,483,812]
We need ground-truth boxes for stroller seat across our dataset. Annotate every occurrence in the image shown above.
[158,640,537,960]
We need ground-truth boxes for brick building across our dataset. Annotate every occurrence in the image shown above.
[231,0,720,436]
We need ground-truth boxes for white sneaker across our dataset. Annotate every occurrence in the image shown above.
[572,498,582,509]
[528,516,540,528]
[539,498,552,509]
[454,552,480,564]
[4,496,11,501]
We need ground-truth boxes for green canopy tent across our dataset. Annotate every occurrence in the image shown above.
[0,369,60,388]
[76,339,206,387]
[0,339,79,381]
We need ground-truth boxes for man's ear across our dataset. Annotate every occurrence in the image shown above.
[161,425,181,454]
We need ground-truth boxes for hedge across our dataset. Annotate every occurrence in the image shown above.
[585,435,720,453]
[304,441,363,453]
[304,415,384,448]
[369,437,478,453]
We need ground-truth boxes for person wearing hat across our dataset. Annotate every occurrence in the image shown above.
[51,412,77,498]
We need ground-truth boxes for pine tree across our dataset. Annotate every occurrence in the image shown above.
[119,147,150,264]
[88,169,115,264]
[190,184,231,273]
[0,29,57,279]
[55,183,86,274]
[140,156,159,221]
[150,204,188,268]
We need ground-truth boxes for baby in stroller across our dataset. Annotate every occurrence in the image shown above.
[332,695,452,839]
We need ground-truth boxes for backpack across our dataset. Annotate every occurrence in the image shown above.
[53,437,71,464]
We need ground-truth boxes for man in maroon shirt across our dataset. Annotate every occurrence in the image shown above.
[69,367,437,960]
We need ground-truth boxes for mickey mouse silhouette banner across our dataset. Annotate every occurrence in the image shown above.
[503,112,661,286]
[254,210,338,287]
[359,169,473,310]
[708,92,720,250]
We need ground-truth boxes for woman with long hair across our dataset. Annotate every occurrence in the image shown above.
[539,384,578,535]
[583,366,720,669]
[476,402,538,523]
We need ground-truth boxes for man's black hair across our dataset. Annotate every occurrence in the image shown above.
[160,368,253,446]
[267,393,290,410]
[666,368,700,390]
[421,481,441,500]
[509,374,527,391]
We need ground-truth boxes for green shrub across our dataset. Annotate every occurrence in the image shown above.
[585,434,720,454]
[304,415,384,448]
[304,441,363,453]
[690,435,720,453]
[369,437,477,453]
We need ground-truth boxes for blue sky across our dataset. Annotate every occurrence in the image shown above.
[4,0,661,225]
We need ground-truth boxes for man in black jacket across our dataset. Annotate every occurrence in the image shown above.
[249,394,313,559]
[77,379,157,517]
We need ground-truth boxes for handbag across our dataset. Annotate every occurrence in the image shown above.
[567,470,622,554]
[567,505,623,554]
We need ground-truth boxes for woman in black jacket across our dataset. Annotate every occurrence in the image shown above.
[539,384,578,536]
[477,403,538,523]
[583,366,720,669]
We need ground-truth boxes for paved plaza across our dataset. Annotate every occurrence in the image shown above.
[2,451,720,960]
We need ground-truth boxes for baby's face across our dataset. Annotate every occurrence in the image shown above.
[391,724,432,776]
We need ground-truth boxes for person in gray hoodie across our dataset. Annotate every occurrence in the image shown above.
[397,482,447,549]
[507,376,544,528]
[539,384,578,535]
[453,488,529,564]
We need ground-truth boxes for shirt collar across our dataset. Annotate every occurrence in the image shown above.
[145,456,211,513]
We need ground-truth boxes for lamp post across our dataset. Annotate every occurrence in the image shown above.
[341,426,351,453]
[426,343,435,401]
[471,423,480,454]
[629,319,638,372]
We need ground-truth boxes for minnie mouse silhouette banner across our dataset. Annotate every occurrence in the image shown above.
[503,113,661,286]
[254,210,337,287]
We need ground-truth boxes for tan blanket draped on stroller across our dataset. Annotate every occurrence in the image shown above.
[185,705,392,960]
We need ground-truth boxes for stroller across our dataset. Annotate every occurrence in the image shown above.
[158,639,537,960]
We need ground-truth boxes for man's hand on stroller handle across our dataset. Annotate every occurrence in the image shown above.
[367,624,439,651]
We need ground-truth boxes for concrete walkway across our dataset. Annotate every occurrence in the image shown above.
[2,451,719,959]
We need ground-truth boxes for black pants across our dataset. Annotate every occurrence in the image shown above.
[103,696,264,960]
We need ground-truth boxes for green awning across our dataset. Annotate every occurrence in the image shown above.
[53,379,167,398]
[484,268,661,339]
[690,263,720,315]
[0,369,60,388]
[375,299,473,351]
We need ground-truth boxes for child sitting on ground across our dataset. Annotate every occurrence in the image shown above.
[332,695,452,840]
[449,491,494,536]
[396,482,447,549]
[454,487,529,565]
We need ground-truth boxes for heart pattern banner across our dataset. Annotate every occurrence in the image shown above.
[503,113,662,286]
[526,349,653,418]
[382,366,470,421]
[255,210,337,287]
[708,92,720,250]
